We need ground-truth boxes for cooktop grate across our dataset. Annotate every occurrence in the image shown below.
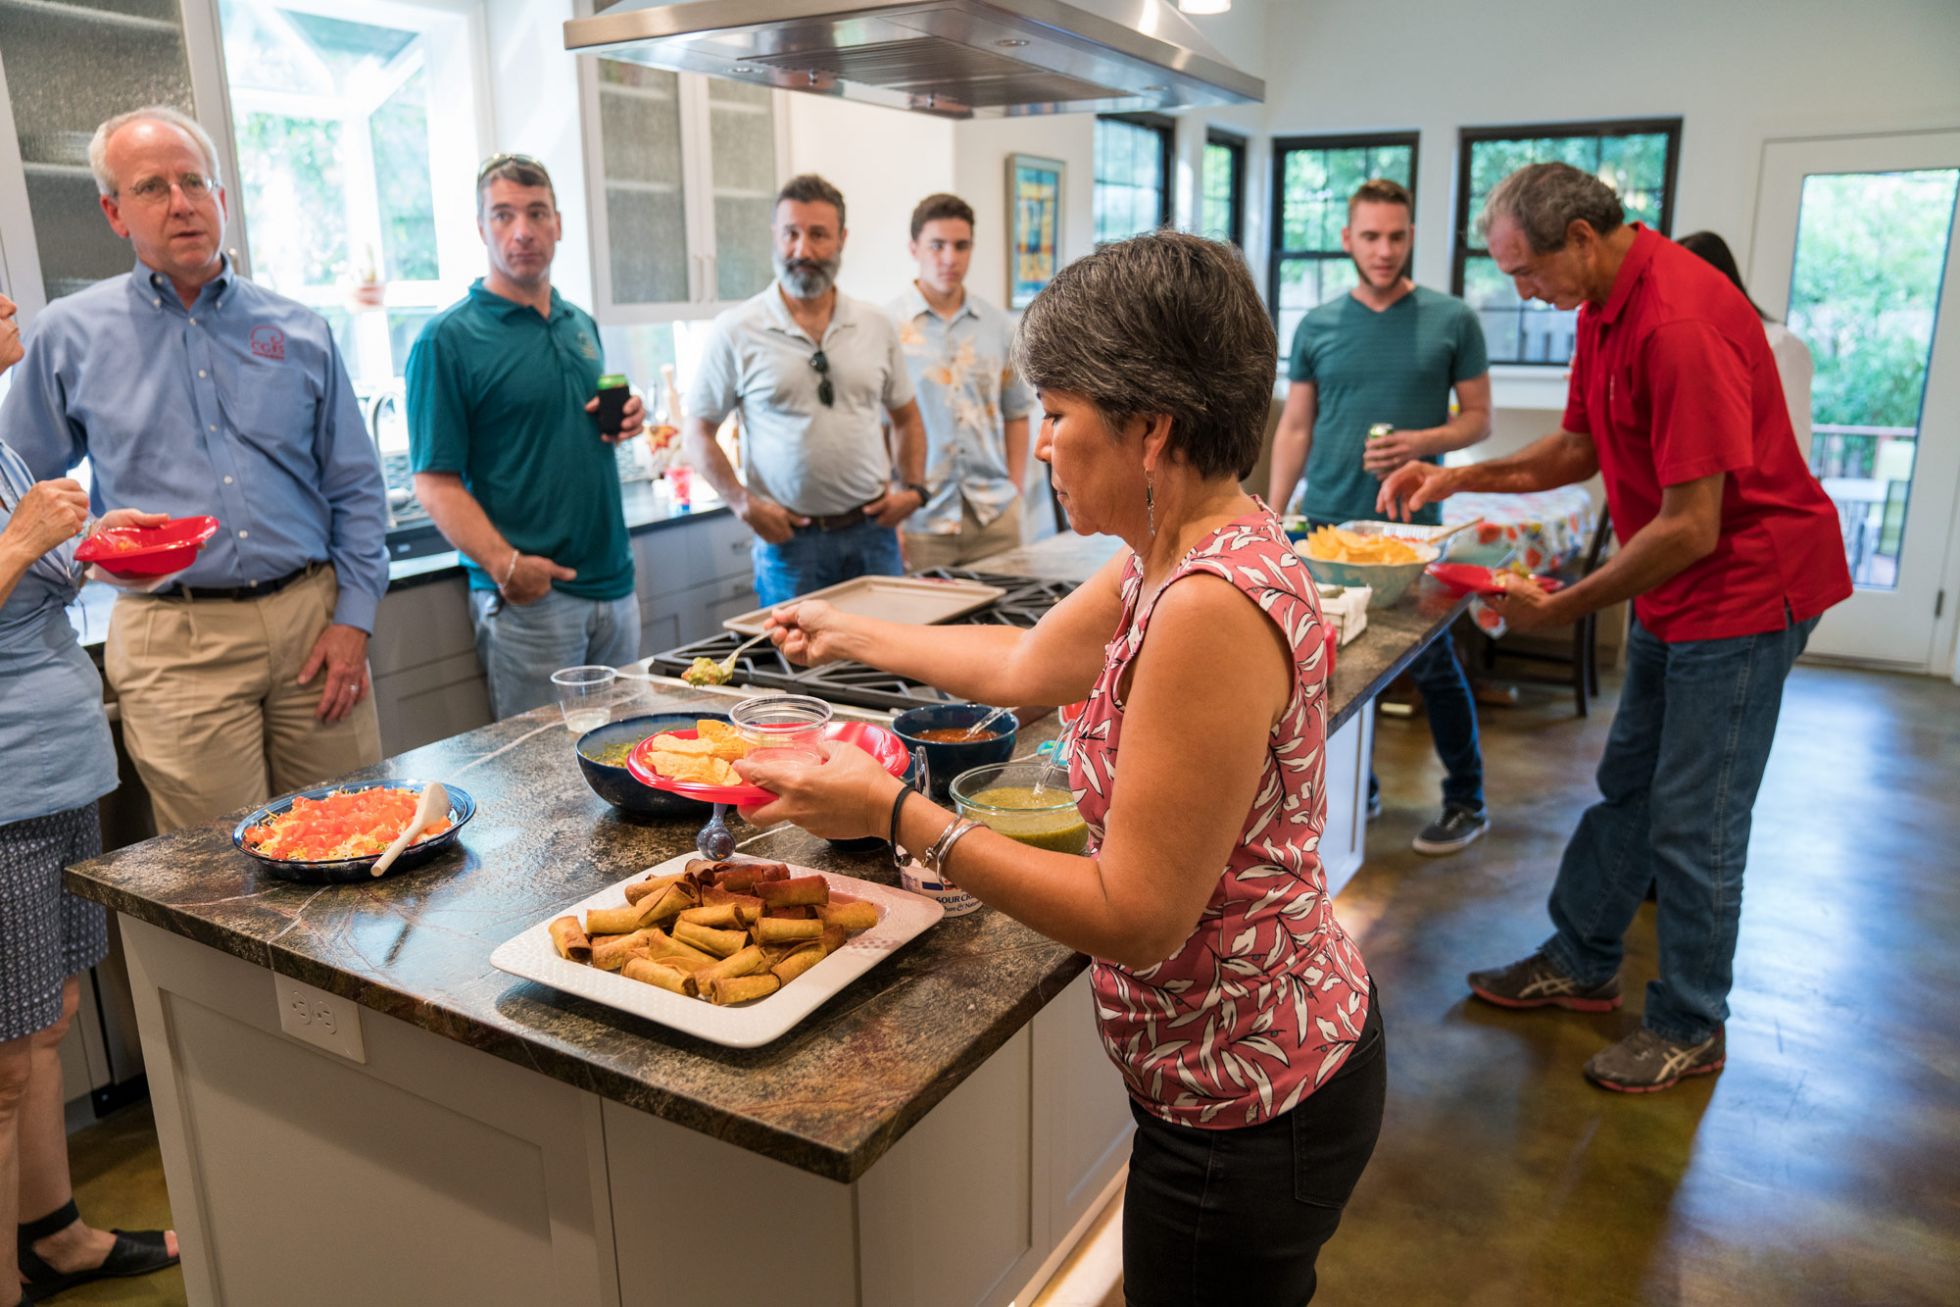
[646,570,1073,712]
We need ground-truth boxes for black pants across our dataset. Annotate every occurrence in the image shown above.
[1122,986,1387,1306]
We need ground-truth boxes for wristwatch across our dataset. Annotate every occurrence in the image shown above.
[899,480,930,506]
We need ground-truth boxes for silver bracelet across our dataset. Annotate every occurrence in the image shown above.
[923,817,980,877]
[497,548,520,588]
[933,820,983,878]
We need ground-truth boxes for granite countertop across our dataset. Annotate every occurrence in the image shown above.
[62,538,1468,1183]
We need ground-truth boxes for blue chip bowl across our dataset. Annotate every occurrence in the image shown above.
[233,778,476,884]
[892,703,1019,800]
[576,713,721,819]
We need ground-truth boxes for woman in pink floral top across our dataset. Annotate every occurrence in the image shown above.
[743,231,1385,1304]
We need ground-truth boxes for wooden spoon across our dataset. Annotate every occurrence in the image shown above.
[370,782,449,878]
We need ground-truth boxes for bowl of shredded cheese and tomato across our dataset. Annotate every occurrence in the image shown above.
[233,779,475,882]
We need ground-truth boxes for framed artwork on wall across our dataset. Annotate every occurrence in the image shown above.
[1007,154,1064,310]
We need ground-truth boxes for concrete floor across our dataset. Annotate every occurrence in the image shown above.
[56,662,1960,1306]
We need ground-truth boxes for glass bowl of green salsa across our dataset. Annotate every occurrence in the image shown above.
[949,762,1088,855]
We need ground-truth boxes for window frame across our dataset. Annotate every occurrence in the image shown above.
[1093,111,1174,243]
[1201,127,1246,247]
[1451,116,1684,366]
[1266,129,1420,328]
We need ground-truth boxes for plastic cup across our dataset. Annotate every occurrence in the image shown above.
[551,665,618,734]
[730,693,831,750]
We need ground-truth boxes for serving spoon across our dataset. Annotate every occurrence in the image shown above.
[960,703,1015,741]
[371,782,449,878]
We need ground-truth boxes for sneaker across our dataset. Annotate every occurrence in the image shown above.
[1412,804,1488,855]
[1367,788,1383,821]
[1466,951,1622,1012]
[1584,1026,1726,1093]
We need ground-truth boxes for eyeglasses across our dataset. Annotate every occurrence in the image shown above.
[477,152,551,185]
[810,348,834,407]
[122,173,216,206]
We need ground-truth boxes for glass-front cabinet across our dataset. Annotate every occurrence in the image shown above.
[580,50,784,323]
[0,0,229,310]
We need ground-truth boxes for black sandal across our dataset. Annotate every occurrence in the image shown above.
[17,1198,178,1302]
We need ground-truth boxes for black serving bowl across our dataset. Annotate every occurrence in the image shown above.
[892,702,1019,801]
[576,713,719,818]
[232,779,476,884]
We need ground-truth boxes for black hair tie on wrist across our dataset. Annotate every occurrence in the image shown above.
[889,785,914,868]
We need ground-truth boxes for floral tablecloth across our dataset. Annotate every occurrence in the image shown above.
[1443,486,1599,637]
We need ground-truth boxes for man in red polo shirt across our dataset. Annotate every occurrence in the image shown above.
[1378,162,1851,1093]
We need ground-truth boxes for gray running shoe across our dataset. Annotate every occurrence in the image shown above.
[1467,951,1622,1012]
[1413,804,1489,855]
[1584,1026,1726,1093]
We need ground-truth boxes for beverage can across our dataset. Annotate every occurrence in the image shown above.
[595,374,631,437]
[1367,423,1394,441]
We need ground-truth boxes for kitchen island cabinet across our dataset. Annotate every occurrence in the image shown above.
[64,538,1470,1306]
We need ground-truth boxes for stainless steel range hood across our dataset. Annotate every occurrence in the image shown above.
[563,0,1263,119]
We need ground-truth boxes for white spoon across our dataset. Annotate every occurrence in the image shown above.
[370,782,449,878]
[960,703,1015,740]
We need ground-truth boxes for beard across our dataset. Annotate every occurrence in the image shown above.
[775,251,839,299]
[1350,248,1409,290]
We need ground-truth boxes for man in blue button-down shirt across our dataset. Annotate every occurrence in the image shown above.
[0,106,388,832]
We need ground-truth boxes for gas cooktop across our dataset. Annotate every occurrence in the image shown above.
[646,570,1075,712]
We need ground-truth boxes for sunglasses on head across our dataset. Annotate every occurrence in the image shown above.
[810,349,834,407]
[477,152,551,185]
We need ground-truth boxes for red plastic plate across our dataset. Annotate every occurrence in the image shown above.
[626,720,910,806]
[76,515,220,576]
[1426,561,1565,598]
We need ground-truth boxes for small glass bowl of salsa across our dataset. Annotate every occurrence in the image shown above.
[950,762,1088,855]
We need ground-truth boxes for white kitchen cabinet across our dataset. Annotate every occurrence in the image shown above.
[576,14,786,325]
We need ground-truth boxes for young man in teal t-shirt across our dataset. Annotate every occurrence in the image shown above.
[1267,179,1494,854]
[408,155,646,718]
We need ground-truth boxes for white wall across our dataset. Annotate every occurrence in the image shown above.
[483,0,593,308]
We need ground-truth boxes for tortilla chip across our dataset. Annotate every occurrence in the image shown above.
[648,732,721,756]
[695,719,741,744]
[651,751,741,786]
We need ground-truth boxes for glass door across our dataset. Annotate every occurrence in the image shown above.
[1749,132,1960,669]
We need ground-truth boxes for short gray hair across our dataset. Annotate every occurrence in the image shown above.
[89,105,223,198]
[1479,162,1624,253]
[776,174,846,230]
[1014,231,1275,482]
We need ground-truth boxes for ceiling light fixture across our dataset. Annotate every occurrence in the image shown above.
[1177,0,1230,14]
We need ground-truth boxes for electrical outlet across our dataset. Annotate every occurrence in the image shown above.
[273,974,367,1063]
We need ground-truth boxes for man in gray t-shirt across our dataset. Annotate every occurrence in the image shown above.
[685,174,929,608]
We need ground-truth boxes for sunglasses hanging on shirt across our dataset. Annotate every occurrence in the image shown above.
[810,348,834,408]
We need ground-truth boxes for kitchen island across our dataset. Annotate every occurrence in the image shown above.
[64,537,1470,1307]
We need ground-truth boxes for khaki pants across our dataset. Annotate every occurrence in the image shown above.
[104,566,382,834]
[904,497,1024,572]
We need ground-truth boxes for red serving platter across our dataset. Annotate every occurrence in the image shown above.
[1426,561,1566,598]
[626,720,911,806]
[76,515,220,576]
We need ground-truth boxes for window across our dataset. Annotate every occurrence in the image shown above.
[217,0,483,388]
[1093,114,1172,245]
[1200,130,1246,247]
[1453,118,1682,365]
[1269,132,1417,349]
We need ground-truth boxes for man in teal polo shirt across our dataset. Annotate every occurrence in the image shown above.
[1267,178,1494,855]
[408,154,644,718]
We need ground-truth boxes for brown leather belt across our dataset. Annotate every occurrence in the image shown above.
[165,560,324,601]
[796,506,868,533]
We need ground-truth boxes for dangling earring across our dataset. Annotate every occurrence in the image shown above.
[1145,473,1157,539]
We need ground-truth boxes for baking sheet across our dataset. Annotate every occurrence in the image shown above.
[489,853,943,1048]
[721,575,1006,637]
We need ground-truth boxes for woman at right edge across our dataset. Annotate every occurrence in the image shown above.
[737,231,1386,1305]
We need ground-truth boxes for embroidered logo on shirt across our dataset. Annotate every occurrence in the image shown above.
[576,331,598,360]
[250,326,286,361]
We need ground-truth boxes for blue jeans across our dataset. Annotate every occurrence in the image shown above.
[752,520,903,609]
[1542,614,1817,1044]
[469,587,641,719]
